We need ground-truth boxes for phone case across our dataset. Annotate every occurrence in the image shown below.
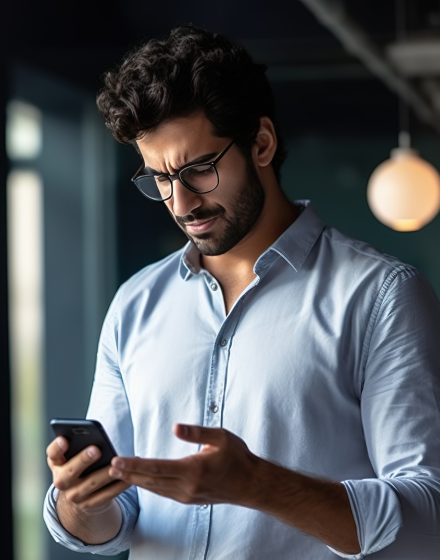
[50,419,117,477]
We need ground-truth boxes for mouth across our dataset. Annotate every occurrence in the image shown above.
[184,217,218,234]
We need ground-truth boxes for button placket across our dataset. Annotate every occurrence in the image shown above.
[204,273,226,320]
[194,291,249,559]
[205,329,231,426]
[205,307,243,430]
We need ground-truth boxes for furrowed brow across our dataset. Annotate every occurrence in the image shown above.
[184,152,218,167]
[143,166,162,175]
[143,152,219,176]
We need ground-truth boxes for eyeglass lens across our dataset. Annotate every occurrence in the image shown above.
[135,175,172,201]
[135,163,219,201]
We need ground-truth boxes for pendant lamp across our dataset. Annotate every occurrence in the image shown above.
[367,133,440,232]
[366,0,440,232]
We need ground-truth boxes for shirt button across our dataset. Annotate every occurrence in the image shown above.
[210,282,218,291]
[210,403,219,413]
[201,504,209,509]
[220,339,227,347]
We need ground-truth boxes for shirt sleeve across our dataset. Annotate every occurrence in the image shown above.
[329,266,440,559]
[43,288,139,555]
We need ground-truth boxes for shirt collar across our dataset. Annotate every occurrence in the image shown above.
[179,200,325,281]
[265,200,325,272]
[179,241,201,280]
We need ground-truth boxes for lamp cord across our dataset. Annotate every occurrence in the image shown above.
[396,0,411,148]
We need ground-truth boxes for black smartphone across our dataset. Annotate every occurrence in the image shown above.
[50,419,117,477]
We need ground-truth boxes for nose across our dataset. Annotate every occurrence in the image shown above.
[170,178,203,218]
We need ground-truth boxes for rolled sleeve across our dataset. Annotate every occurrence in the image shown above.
[43,484,136,555]
[43,288,140,554]
[327,479,403,559]
[331,267,440,558]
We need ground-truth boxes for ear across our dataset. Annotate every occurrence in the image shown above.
[252,116,278,168]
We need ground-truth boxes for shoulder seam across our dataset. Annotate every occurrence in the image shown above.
[359,264,415,396]
[322,229,401,267]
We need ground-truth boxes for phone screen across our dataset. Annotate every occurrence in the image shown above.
[50,419,117,477]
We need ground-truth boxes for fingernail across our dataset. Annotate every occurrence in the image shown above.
[57,437,67,452]
[180,425,189,437]
[110,468,122,478]
[87,447,99,458]
[112,458,125,469]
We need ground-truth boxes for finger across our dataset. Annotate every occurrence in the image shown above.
[173,424,228,447]
[63,466,121,504]
[53,446,102,490]
[122,479,212,507]
[46,437,69,467]
[110,456,190,479]
[109,471,206,506]
[110,469,182,491]
[79,481,131,511]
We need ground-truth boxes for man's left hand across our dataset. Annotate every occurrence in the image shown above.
[109,424,260,506]
[109,424,361,554]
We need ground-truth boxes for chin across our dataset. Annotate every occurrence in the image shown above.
[192,235,239,257]
[192,239,223,257]
[186,219,249,256]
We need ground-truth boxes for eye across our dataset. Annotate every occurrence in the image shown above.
[184,164,214,177]
[155,174,170,184]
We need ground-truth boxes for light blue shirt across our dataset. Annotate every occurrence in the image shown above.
[44,201,440,559]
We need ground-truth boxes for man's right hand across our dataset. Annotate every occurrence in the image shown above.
[46,436,130,544]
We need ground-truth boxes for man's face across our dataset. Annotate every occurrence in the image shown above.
[136,113,265,256]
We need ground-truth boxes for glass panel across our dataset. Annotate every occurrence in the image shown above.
[181,164,217,192]
[7,170,46,560]
[136,175,171,200]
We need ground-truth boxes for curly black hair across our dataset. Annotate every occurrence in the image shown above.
[97,26,287,181]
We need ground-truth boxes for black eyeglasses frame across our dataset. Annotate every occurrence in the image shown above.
[131,139,236,202]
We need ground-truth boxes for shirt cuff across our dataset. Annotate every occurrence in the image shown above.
[43,484,132,556]
[327,479,403,559]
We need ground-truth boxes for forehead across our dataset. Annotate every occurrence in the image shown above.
[136,112,218,166]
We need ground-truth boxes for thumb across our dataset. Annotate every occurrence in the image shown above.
[173,424,226,446]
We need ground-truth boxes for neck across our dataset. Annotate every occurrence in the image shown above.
[201,179,299,287]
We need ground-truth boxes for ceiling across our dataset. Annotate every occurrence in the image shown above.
[5,1,440,50]
[4,0,440,136]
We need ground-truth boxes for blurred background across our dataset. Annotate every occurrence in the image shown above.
[2,1,440,559]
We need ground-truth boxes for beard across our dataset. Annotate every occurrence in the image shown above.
[174,160,265,256]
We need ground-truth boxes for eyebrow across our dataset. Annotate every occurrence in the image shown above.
[144,152,218,176]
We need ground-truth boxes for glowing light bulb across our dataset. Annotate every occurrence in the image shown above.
[367,147,440,231]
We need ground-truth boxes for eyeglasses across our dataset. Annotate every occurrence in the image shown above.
[131,139,235,202]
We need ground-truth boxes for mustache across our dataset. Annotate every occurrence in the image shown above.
[175,205,225,227]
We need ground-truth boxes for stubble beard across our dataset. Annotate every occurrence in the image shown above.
[175,161,266,256]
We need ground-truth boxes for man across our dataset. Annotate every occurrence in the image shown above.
[44,26,440,559]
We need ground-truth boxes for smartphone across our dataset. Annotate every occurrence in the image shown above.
[50,419,117,477]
